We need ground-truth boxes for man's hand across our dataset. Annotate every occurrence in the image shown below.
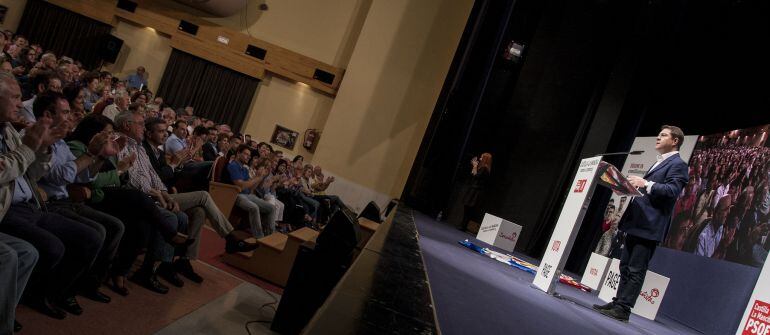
[117,152,136,173]
[21,117,52,151]
[627,175,647,188]
[40,118,68,148]
[88,131,120,157]
[161,192,180,212]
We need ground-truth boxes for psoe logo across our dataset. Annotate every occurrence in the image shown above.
[498,231,518,242]
[574,179,587,193]
[639,288,660,304]
[590,268,598,276]
[551,240,561,252]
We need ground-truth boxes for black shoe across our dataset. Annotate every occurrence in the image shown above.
[80,289,111,303]
[14,320,22,332]
[106,276,129,297]
[225,235,258,254]
[592,302,615,311]
[27,296,66,319]
[168,232,196,247]
[174,259,204,284]
[55,296,83,315]
[598,305,630,323]
[130,271,170,294]
[157,263,184,288]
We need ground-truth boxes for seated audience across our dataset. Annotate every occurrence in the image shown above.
[0,72,101,319]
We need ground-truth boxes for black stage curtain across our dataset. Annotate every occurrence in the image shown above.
[16,0,112,70]
[157,49,260,131]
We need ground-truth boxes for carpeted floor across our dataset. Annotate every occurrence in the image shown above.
[413,210,701,335]
[14,225,288,335]
[15,259,242,335]
[197,228,283,295]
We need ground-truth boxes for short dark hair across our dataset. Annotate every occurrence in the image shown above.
[661,125,684,149]
[193,125,208,136]
[236,144,252,155]
[128,102,144,113]
[173,120,187,129]
[32,90,66,118]
[144,117,166,133]
[62,83,83,106]
[30,70,58,94]
[82,71,100,84]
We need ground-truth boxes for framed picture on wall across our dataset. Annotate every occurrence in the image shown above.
[0,6,8,24]
[270,125,299,150]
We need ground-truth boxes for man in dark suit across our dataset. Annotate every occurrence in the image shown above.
[594,125,689,322]
[202,127,219,161]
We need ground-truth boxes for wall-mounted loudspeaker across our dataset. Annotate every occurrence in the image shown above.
[116,0,138,12]
[178,20,199,35]
[313,69,335,85]
[99,35,124,64]
[245,44,267,60]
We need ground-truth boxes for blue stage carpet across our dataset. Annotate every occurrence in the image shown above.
[412,210,701,335]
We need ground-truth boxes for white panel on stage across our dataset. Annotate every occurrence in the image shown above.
[633,271,670,320]
[599,258,671,320]
[476,213,522,253]
[533,157,602,293]
[581,252,611,291]
[598,258,621,303]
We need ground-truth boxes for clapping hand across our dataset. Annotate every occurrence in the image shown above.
[117,152,137,173]
[21,116,65,152]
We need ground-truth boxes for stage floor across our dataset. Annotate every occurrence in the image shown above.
[412,210,701,335]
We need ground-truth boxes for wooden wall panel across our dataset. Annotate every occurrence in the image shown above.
[44,0,345,95]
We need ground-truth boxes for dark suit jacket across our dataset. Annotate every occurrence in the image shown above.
[142,140,176,189]
[619,153,689,242]
[202,142,219,161]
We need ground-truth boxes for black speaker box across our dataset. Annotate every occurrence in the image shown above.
[178,20,199,35]
[313,69,335,85]
[116,0,138,12]
[99,35,123,64]
[271,210,359,334]
[245,44,267,60]
[358,201,382,223]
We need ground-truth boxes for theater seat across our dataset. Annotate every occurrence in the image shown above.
[222,227,319,286]
[357,217,380,248]
[208,155,242,220]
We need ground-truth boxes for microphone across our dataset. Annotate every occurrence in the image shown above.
[591,150,644,157]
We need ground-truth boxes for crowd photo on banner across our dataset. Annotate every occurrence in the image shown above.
[664,124,770,267]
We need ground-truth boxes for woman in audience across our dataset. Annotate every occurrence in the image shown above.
[67,115,190,295]
[459,153,492,231]
[62,83,86,127]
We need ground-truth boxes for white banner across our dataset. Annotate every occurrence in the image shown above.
[633,271,670,320]
[581,252,611,291]
[598,258,622,303]
[477,213,522,253]
[737,259,770,335]
[533,157,602,293]
[598,258,670,320]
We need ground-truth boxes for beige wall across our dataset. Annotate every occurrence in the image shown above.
[203,0,372,159]
[312,0,473,198]
[104,20,172,93]
[240,77,334,158]
[0,0,28,32]
[205,0,370,67]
